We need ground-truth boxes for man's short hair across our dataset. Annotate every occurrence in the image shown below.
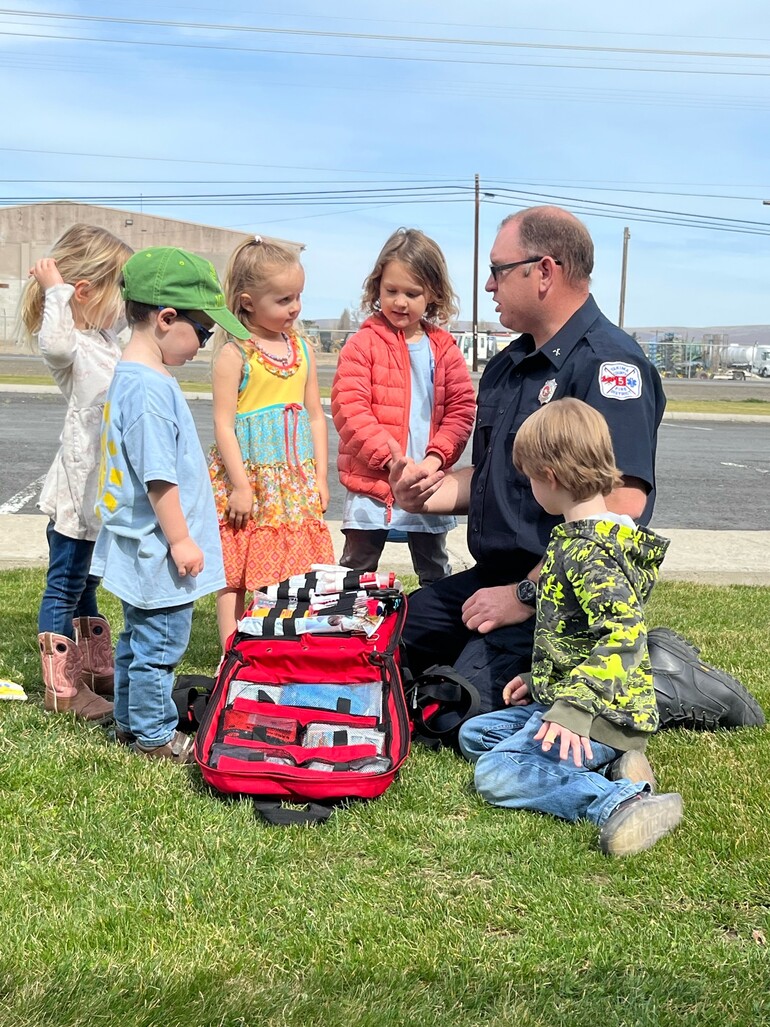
[502,207,594,284]
[513,398,623,500]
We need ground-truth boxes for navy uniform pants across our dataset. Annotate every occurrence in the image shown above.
[401,566,536,715]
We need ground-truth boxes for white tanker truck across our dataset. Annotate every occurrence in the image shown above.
[720,343,770,379]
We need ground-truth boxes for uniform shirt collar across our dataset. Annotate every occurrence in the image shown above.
[537,294,601,369]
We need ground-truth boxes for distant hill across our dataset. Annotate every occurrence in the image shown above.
[628,325,770,347]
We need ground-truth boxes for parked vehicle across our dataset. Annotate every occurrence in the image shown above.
[722,344,770,378]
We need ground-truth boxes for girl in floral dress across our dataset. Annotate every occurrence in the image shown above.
[209,237,334,645]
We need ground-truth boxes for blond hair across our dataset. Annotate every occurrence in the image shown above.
[501,207,593,286]
[16,224,133,349]
[361,228,458,325]
[513,398,623,500]
[212,236,302,356]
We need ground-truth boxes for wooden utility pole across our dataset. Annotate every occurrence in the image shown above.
[618,226,630,328]
[472,173,480,372]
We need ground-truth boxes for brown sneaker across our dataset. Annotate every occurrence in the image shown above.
[132,730,195,765]
[599,792,683,856]
[607,750,657,791]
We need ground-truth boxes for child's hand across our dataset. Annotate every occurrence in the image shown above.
[170,537,204,578]
[533,720,593,768]
[30,258,65,292]
[416,454,443,476]
[226,485,254,531]
[317,479,329,513]
[502,675,532,706]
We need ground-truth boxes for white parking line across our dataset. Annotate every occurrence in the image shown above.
[0,474,46,515]
[660,422,712,432]
[722,462,769,474]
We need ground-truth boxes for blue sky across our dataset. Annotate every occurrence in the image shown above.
[2,1,770,328]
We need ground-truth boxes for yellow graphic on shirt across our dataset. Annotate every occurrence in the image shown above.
[96,400,122,519]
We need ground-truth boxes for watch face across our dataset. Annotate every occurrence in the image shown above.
[517,579,537,606]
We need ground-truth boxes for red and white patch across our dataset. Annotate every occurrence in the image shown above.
[598,361,642,400]
[538,378,557,404]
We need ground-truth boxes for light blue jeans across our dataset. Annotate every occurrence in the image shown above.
[114,601,194,747]
[458,704,648,827]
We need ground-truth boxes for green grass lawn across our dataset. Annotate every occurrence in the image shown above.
[1,570,769,1027]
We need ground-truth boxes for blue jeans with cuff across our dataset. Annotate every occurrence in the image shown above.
[114,601,194,748]
[38,523,101,638]
[459,703,648,827]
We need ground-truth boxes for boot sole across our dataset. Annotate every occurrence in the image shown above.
[599,793,683,856]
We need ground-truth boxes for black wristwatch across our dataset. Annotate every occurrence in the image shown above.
[516,578,538,608]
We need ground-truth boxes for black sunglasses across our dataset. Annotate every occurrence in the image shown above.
[489,256,562,282]
[158,307,214,348]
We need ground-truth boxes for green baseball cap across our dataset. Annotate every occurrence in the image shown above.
[121,246,251,341]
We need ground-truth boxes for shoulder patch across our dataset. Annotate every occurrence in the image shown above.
[598,361,642,400]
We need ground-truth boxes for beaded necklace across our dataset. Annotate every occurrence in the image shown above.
[251,332,301,379]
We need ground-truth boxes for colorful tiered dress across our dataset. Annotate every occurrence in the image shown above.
[209,333,334,590]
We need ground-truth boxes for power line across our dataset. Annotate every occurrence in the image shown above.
[2,8,769,62]
[2,28,770,78]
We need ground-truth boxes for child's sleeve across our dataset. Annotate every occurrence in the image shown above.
[425,342,476,469]
[37,284,78,368]
[543,544,650,738]
[331,336,396,470]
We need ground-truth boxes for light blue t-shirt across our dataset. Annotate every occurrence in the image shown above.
[342,334,456,534]
[91,362,225,609]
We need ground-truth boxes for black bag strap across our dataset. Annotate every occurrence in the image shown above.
[172,674,215,733]
[253,801,335,826]
[409,664,481,740]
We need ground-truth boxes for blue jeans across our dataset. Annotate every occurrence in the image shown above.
[458,704,648,827]
[38,523,101,638]
[114,601,194,747]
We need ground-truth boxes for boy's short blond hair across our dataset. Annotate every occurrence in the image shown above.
[513,398,623,500]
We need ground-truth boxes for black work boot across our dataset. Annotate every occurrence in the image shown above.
[650,627,765,731]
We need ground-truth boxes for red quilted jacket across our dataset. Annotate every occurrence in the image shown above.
[331,315,476,509]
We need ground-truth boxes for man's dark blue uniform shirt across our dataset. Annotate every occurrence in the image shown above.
[468,295,665,582]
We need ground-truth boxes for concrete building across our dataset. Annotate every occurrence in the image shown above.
[0,201,303,345]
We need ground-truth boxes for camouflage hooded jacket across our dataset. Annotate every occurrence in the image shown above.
[531,518,669,752]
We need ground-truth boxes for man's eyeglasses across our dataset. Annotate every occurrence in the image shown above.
[159,307,214,348]
[489,256,562,282]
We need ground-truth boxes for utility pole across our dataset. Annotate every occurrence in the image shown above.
[470,173,482,373]
[618,226,630,328]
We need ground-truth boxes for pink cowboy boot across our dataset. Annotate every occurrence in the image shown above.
[39,632,113,723]
[72,616,114,696]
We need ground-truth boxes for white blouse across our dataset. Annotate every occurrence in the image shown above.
[37,284,122,541]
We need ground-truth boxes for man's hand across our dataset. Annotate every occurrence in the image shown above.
[387,439,444,513]
[533,720,593,768]
[226,484,254,530]
[30,257,65,292]
[170,537,204,578]
[502,675,532,706]
[461,585,535,634]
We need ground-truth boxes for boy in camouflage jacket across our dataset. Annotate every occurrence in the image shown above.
[459,398,683,856]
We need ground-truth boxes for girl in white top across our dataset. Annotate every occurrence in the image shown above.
[17,224,133,720]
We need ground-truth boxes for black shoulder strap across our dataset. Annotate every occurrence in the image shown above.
[253,800,335,826]
[409,664,481,740]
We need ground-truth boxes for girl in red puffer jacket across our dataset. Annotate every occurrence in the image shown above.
[331,228,475,585]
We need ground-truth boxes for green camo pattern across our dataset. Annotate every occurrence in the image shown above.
[531,518,669,737]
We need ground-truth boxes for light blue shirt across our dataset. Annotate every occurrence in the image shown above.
[342,334,456,534]
[91,362,225,609]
